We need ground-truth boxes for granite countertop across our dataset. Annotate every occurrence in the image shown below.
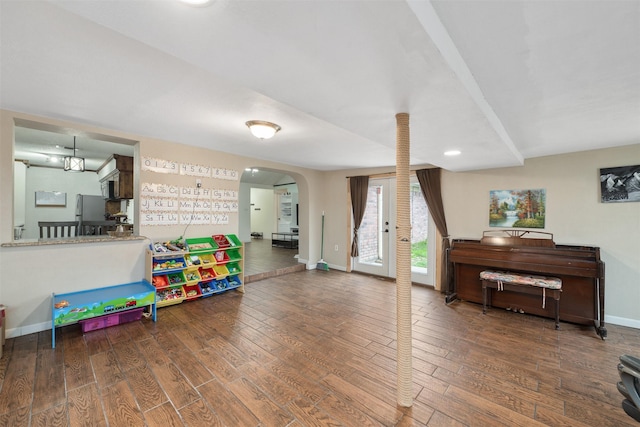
[1,235,147,247]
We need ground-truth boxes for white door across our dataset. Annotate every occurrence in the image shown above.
[353,179,394,276]
[353,177,434,285]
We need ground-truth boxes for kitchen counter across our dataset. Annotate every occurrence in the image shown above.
[1,234,146,248]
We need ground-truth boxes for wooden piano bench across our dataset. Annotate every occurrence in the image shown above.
[480,270,562,330]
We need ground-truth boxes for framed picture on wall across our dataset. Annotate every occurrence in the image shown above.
[600,165,640,203]
[489,188,546,228]
[35,191,66,207]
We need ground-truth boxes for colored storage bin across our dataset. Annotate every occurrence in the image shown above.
[185,254,201,267]
[184,269,202,284]
[79,308,144,333]
[152,256,186,273]
[214,278,229,291]
[199,281,216,297]
[185,237,218,253]
[213,250,230,263]
[183,284,202,300]
[212,264,230,278]
[226,262,242,275]
[227,275,242,289]
[199,267,215,281]
[226,234,242,247]
[212,234,230,248]
[167,272,186,286]
[152,275,168,288]
[226,248,242,262]
[156,287,185,307]
[198,253,215,266]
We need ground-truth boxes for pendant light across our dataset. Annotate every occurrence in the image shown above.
[63,136,85,172]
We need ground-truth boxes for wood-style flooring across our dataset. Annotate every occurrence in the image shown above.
[244,239,304,282]
[0,270,638,426]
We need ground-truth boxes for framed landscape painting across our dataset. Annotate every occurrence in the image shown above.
[35,191,66,207]
[489,189,546,228]
[600,164,640,203]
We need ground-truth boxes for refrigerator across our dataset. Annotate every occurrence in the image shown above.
[76,195,106,224]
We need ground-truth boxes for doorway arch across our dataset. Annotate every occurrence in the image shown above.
[239,167,310,277]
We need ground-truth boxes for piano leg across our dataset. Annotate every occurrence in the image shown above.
[482,281,490,314]
[595,274,607,340]
[445,292,458,304]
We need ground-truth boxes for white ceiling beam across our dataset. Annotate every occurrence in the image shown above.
[407,0,524,165]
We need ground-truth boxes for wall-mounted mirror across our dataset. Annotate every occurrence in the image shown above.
[13,119,137,240]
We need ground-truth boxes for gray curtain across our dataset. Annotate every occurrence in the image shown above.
[349,176,369,257]
[416,168,452,295]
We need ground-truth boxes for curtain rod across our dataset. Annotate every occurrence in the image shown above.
[346,167,434,179]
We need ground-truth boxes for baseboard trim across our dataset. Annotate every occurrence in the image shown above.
[7,321,50,339]
[605,315,640,330]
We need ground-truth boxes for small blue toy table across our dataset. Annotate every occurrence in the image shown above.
[52,280,156,348]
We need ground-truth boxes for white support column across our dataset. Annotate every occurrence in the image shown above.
[395,112,413,407]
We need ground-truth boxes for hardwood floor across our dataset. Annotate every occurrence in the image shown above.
[244,239,304,282]
[0,270,638,426]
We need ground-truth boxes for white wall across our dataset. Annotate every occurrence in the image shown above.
[238,182,252,242]
[0,109,324,338]
[320,146,640,328]
[22,166,102,239]
[250,187,275,237]
[442,145,640,327]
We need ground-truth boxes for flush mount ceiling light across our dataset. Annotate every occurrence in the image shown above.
[245,120,281,140]
[178,0,213,6]
[444,150,461,156]
[63,136,85,172]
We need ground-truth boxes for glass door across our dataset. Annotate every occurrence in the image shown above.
[353,179,393,277]
[353,177,434,285]
[407,179,434,285]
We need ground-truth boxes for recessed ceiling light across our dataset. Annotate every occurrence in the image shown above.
[444,150,461,156]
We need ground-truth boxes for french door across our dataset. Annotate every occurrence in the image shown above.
[353,177,434,285]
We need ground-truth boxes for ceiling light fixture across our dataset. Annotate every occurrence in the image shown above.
[444,150,461,156]
[63,136,85,172]
[178,0,213,7]
[245,120,281,140]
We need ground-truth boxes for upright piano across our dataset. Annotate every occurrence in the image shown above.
[448,230,606,339]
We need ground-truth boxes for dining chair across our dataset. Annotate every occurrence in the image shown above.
[81,220,117,236]
[38,221,79,238]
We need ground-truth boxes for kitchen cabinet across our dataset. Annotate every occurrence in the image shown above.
[98,154,133,199]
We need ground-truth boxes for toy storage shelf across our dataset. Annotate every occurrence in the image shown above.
[145,234,244,309]
[52,280,156,348]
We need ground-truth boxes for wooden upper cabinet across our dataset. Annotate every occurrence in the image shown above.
[114,154,133,172]
[117,170,133,199]
[98,154,134,199]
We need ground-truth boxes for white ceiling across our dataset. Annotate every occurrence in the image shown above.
[2,0,639,173]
